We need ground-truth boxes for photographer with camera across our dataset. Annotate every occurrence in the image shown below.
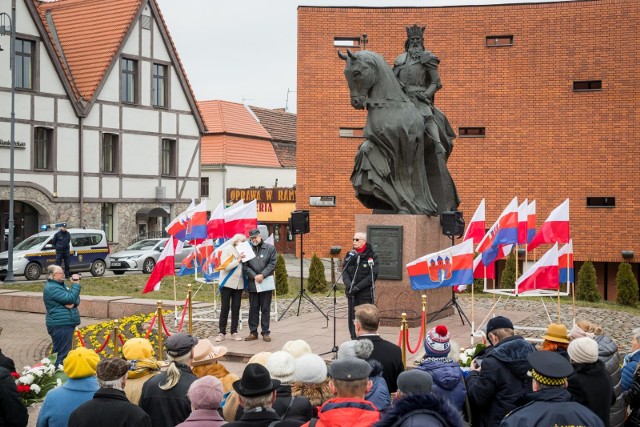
[43,265,81,366]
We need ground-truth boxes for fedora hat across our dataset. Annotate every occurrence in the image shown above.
[192,339,227,366]
[541,323,570,344]
[232,363,280,397]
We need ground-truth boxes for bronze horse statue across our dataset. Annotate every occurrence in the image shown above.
[339,49,459,215]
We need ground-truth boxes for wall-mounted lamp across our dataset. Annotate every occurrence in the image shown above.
[330,246,342,255]
[621,250,634,260]
[360,33,368,49]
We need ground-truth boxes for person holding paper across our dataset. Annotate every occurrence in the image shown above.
[243,228,277,342]
[214,233,248,342]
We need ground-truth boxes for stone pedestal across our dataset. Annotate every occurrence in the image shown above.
[355,214,453,327]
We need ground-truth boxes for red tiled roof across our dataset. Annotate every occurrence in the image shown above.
[249,106,297,143]
[201,134,281,168]
[272,142,296,168]
[198,100,271,139]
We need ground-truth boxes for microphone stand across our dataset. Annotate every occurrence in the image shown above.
[320,257,352,358]
[369,259,376,303]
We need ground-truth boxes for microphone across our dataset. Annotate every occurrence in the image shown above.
[367,258,374,267]
[344,250,357,263]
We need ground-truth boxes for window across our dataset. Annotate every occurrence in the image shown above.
[339,128,365,138]
[102,133,118,173]
[486,35,514,47]
[458,127,486,137]
[15,38,35,90]
[586,197,615,207]
[200,177,209,197]
[101,203,114,241]
[34,127,52,170]
[121,58,138,103]
[334,37,361,47]
[573,80,602,92]
[152,63,168,107]
[161,138,176,176]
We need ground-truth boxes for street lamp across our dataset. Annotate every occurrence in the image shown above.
[0,0,17,283]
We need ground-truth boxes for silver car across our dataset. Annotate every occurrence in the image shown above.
[108,238,193,275]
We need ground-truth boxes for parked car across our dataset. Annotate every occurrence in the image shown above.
[108,238,194,274]
[0,229,110,281]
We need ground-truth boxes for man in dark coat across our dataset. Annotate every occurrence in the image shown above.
[343,232,379,339]
[51,224,71,278]
[243,228,277,342]
[0,366,28,427]
[501,351,604,427]
[355,304,404,393]
[68,358,151,427]
[465,316,536,427]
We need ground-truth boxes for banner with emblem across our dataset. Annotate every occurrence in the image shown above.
[406,240,474,290]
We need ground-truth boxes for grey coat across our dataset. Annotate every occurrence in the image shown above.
[242,241,277,293]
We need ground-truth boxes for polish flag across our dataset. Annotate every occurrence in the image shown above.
[206,201,225,239]
[558,240,574,284]
[517,199,528,245]
[472,253,495,280]
[527,199,570,252]
[477,197,519,265]
[527,200,537,244]
[516,243,559,294]
[223,200,258,237]
[463,199,485,246]
[143,236,183,293]
[165,200,195,240]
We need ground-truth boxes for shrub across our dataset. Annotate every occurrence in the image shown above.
[307,253,328,293]
[616,262,638,306]
[500,252,516,289]
[275,254,289,295]
[576,261,601,302]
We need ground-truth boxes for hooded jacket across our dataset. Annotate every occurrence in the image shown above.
[416,357,466,410]
[375,392,464,427]
[465,335,536,427]
[302,397,380,427]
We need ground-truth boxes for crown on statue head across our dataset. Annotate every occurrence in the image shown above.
[406,24,425,39]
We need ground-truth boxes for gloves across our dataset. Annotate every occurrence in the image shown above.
[348,286,360,297]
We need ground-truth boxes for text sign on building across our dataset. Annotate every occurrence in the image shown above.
[309,196,336,207]
[367,225,403,280]
[0,139,27,149]
[227,187,296,203]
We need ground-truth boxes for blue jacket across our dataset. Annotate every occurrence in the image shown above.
[375,392,464,427]
[51,230,71,254]
[416,358,466,410]
[37,376,99,427]
[622,350,640,391]
[366,361,391,411]
[43,279,81,328]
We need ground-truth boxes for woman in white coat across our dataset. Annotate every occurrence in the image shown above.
[215,233,247,342]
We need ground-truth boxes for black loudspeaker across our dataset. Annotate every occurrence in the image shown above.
[290,210,310,235]
[441,211,465,238]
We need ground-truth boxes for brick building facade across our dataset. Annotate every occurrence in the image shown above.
[297,0,639,300]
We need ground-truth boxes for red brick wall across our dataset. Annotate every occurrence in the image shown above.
[297,0,639,266]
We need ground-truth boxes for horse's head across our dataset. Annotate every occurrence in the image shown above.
[338,49,377,110]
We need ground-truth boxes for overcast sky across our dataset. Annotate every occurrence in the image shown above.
[156,0,573,113]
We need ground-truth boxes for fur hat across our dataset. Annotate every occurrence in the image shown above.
[266,351,296,384]
[248,351,272,366]
[568,337,599,364]
[188,375,224,410]
[192,340,227,366]
[63,347,100,379]
[282,340,312,359]
[542,323,570,344]
[424,325,451,357]
[337,339,373,360]
[294,354,328,384]
[397,369,433,395]
[122,338,154,361]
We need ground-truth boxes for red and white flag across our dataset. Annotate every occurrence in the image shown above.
[517,199,528,245]
[463,199,485,246]
[527,199,570,252]
[516,243,559,294]
[223,200,258,237]
[143,236,182,293]
[206,201,225,239]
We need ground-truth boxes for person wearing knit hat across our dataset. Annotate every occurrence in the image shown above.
[567,337,614,426]
[68,358,151,427]
[501,351,604,427]
[37,347,101,427]
[190,339,237,394]
[122,338,161,405]
[416,325,466,411]
[176,376,226,427]
[537,323,570,360]
[291,354,332,411]
[282,339,312,359]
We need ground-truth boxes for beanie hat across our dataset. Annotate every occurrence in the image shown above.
[568,337,599,364]
[266,351,296,384]
[397,369,433,395]
[293,354,328,384]
[188,375,224,410]
[424,325,451,357]
[122,338,154,361]
[63,347,100,379]
[248,352,272,366]
[282,340,312,359]
[337,339,373,360]
[486,316,514,336]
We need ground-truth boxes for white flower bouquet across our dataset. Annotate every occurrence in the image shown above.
[13,353,67,406]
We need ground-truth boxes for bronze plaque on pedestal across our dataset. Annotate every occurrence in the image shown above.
[367,225,403,280]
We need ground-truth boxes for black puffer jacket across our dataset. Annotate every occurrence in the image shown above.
[375,392,464,427]
[595,335,625,427]
[567,360,615,427]
[0,367,28,427]
[466,335,536,427]
[343,243,379,296]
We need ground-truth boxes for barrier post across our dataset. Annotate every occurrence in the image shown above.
[72,326,77,349]
[188,284,193,335]
[157,301,164,362]
[112,319,120,356]
[401,312,407,368]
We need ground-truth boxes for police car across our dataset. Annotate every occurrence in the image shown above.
[0,228,110,281]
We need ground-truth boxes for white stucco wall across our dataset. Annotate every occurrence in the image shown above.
[121,21,140,56]
[38,50,67,96]
[56,127,79,173]
[121,133,158,175]
[98,69,120,103]
[82,129,100,174]
[83,176,99,198]
[152,20,171,61]
[101,104,120,130]
[178,113,199,137]
[56,175,79,198]
[122,177,158,199]
[15,173,54,194]
[33,96,55,122]
[122,107,159,133]
[102,177,120,198]
[57,99,77,125]
[178,139,198,177]
[161,111,177,135]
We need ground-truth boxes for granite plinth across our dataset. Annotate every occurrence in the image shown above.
[356,214,453,327]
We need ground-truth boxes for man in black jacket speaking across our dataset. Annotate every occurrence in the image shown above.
[343,231,379,339]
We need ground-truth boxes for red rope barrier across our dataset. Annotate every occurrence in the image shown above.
[405,310,427,355]
[145,314,157,339]
[177,298,189,333]
[398,327,403,347]
[118,334,125,345]
[76,330,85,347]
[95,333,111,353]
[160,314,172,337]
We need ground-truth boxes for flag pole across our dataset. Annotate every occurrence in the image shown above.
[471,275,475,346]
[515,244,519,279]
[173,274,178,325]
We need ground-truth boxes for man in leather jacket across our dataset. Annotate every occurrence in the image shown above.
[343,232,378,339]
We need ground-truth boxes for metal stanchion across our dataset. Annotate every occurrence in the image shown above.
[187,284,193,335]
[112,319,120,356]
[157,301,164,363]
[401,312,407,368]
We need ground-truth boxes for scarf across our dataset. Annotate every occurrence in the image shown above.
[128,358,161,379]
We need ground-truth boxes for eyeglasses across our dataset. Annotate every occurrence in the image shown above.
[353,238,361,241]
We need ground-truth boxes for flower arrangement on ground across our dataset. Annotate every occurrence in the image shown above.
[13,353,67,406]
[458,343,486,368]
